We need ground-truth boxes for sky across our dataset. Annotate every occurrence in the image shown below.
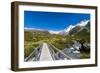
[24,11,90,31]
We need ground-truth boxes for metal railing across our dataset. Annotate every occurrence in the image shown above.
[49,44,72,60]
[24,44,42,61]
[25,43,72,61]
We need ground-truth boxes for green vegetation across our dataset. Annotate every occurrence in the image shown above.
[80,52,90,59]
[51,35,73,50]
[24,42,39,58]
[24,23,90,59]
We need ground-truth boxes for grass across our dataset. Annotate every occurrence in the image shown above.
[24,30,90,59]
[24,41,40,58]
[50,36,73,50]
[80,52,90,59]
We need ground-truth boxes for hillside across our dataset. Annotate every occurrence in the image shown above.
[24,20,90,59]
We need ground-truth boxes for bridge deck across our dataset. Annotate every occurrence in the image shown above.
[39,43,53,61]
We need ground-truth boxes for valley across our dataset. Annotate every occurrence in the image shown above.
[24,20,90,61]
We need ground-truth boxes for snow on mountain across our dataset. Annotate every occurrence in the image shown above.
[24,27,45,31]
[49,20,90,35]
[64,25,75,32]
[24,20,90,35]
[76,20,89,27]
[49,25,75,35]
[49,30,61,34]
[65,20,89,33]
[60,20,89,35]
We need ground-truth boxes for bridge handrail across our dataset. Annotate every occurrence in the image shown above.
[49,44,72,60]
[48,44,56,60]
[25,44,42,61]
[35,44,43,61]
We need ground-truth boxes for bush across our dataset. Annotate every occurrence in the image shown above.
[24,42,39,58]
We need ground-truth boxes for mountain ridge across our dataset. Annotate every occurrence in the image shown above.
[24,20,90,36]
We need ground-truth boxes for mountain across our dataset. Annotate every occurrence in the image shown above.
[68,20,90,35]
[58,25,75,35]
[24,20,90,36]
[68,26,82,35]
[48,20,90,35]
[73,21,90,43]
[24,29,51,42]
[54,20,90,35]
[49,30,61,34]
[48,25,75,35]
[24,27,45,31]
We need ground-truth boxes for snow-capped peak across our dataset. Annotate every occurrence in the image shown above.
[24,20,90,35]
[63,20,90,33]
[49,20,90,35]
[76,20,89,27]
[64,25,75,32]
